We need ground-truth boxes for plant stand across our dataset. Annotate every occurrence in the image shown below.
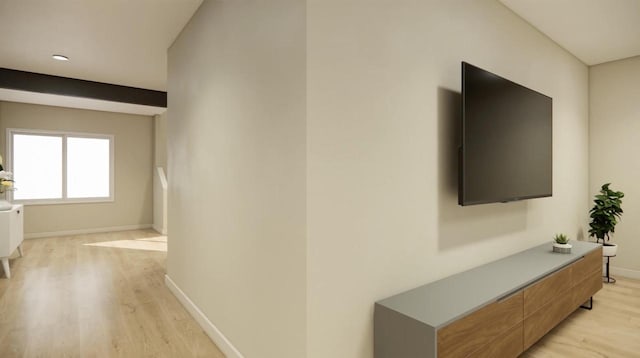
[603,254,616,284]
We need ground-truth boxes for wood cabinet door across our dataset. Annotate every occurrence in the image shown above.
[523,292,574,350]
[572,248,603,285]
[470,321,523,358]
[524,265,572,317]
[437,292,523,358]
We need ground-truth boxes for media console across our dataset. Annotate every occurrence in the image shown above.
[375,241,602,357]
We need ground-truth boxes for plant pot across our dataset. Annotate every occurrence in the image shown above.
[553,242,572,254]
[0,200,11,211]
[602,243,618,257]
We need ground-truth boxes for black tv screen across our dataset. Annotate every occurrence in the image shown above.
[459,62,552,206]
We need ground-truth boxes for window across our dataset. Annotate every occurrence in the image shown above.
[7,129,114,204]
[66,137,111,199]
[12,134,63,200]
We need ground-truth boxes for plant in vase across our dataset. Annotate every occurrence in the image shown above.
[552,233,572,254]
[589,183,624,257]
[0,154,15,211]
[0,172,13,193]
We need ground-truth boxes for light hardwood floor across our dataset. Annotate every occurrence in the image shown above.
[0,230,224,358]
[524,276,640,357]
[2,232,640,358]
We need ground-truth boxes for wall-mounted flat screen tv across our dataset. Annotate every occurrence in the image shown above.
[459,62,552,206]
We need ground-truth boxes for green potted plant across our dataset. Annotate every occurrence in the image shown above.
[552,233,571,254]
[589,183,624,256]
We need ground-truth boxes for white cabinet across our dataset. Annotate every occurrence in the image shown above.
[0,204,24,278]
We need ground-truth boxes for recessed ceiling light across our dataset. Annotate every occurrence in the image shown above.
[52,54,69,61]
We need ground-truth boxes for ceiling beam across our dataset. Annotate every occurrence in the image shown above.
[0,68,167,108]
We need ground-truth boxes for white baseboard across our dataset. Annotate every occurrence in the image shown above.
[610,266,640,280]
[165,274,243,358]
[152,224,167,235]
[24,224,153,239]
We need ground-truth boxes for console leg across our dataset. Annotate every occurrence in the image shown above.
[17,244,23,257]
[580,296,593,310]
[1,258,10,279]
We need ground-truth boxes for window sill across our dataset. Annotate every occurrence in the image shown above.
[11,198,115,206]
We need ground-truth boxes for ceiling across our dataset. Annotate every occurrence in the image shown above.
[0,0,202,92]
[0,0,637,115]
[500,0,640,66]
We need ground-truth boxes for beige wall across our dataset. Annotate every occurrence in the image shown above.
[166,0,306,357]
[167,0,590,357]
[154,110,167,170]
[307,0,589,357]
[590,56,640,272]
[0,101,153,235]
[153,111,168,234]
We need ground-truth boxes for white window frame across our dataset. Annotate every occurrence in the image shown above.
[6,128,115,205]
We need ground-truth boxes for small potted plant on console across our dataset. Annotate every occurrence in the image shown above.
[552,233,572,254]
[589,183,624,257]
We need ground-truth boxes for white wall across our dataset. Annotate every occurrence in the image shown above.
[166,0,307,357]
[306,1,589,357]
[0,101,153,236]
[590,55,640,273]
